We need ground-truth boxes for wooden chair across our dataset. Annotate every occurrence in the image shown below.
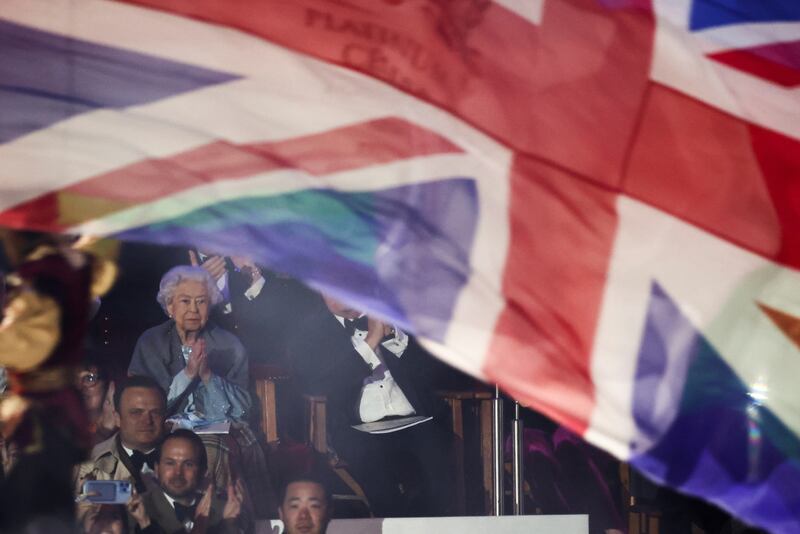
[251,362,496,515]
[250,364,290,445]
[305,394,372,514]
[437,390,495,514]
[250,365,370,514]
[305,390,497,515]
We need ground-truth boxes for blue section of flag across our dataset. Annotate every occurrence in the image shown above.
[689,0,800,31]
[0,19,239,144]
[115,178,478,341]
[631,282,800,533]
[630,282,698,452]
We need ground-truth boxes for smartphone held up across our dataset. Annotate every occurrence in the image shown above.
[80,480,132,504]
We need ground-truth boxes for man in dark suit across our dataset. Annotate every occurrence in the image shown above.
[289,294,454,518]
[190,251,322,442]
[129,429,245,534]
[189,251,320,364]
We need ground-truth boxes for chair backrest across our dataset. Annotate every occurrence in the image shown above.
[250,364,290,444]
[304,394,328,454]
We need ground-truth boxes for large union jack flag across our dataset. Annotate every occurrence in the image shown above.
[1,1,800,530]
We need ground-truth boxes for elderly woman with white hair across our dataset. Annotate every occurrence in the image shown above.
[128,265,276,516]
[129,265,249,421]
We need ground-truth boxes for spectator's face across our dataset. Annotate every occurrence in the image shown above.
[77,366,106,412]
[321,294,361,320]
[167,280,210,334]
[279,481,330,534]
[155,437,202,500]
[115,387,164,450]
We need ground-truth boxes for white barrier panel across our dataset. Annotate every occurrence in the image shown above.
[263,515,588,534]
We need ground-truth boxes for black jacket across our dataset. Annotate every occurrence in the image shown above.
[216,270,321,364]
[288,308,446,433]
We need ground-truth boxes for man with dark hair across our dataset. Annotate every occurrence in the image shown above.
[153,428,209,476]
[75,375,167,531]
[278,476,331,534]
[129,429,245,534]
[189,251,320,365]
[112,374,168,414]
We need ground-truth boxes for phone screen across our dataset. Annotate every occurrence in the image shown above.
[83,480,132,504]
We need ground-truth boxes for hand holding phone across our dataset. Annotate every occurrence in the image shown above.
[127,488,152,529]
[80,480,132,504]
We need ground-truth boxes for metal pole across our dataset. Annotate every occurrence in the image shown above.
[492,385,504,516]
[511,401,524,515]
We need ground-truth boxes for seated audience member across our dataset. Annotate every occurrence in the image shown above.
[128,265,275,515]
[278,476,331,534]
[289,293,454,517]
[129,429,245,534]
[75,375,167,532]
[78,357,118,445]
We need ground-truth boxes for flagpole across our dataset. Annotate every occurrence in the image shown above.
[511,400,524,515]
[492,385,504,515]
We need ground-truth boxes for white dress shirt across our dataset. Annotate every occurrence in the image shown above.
[121,444,155,476]
[198,253,265,313]
[164,493,197,531]
[334,315,416,423]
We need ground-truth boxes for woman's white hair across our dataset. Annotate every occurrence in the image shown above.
[156,265,223,315]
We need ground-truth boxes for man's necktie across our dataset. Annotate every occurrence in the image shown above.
[130,449,157,473]
[174,502,197,524]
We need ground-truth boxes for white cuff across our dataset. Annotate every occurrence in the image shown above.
[216,272,228,291]
[352,336,383,371]
[244,275,266,300]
